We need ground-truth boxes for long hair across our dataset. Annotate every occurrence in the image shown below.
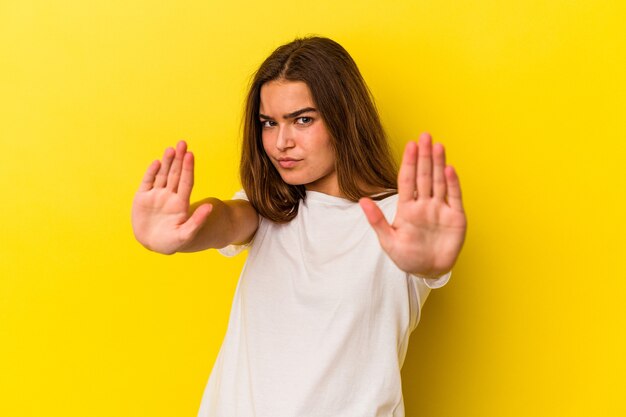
[240,36,398,223]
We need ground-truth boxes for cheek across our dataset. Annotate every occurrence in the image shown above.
[317,134,335,164]
[324,150,336,171]
[308,125,333,152]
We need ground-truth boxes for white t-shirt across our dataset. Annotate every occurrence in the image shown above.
[197,190,451,417]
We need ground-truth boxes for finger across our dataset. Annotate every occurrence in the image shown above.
[167,140,188,193]
[417,132,433,199]
[154,147,175,188]
[178,203,213,243]
[397,141,417,202]
[138,160,161,192]
[178,151,195,202]
[432,143,447,200]
[445,165,464,211]
[359,197,393,250]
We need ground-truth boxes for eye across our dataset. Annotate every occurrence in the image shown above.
[296,116,313,125]
[260,120,276,128]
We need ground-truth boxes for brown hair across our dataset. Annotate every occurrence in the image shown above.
[240,36,398,223]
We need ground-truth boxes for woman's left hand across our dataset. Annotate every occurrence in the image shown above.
[359,132,467,278]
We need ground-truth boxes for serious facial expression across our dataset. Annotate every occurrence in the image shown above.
[259,80,339,196]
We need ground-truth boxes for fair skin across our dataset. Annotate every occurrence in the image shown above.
[359,137,467,278]
[131,142,258,255]
[131,80,466,277]
[259,80,340,196]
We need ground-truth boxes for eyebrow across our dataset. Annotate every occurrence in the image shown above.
[259,107,317,120]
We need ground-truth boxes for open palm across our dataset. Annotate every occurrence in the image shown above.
[131,141,212,254]
[359,133,467,278]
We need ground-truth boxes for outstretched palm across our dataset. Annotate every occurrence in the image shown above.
[359,133,467,278]
[131,141,212,254]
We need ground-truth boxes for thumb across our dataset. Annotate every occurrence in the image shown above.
[359,197,393,249]
[179,203,213,241]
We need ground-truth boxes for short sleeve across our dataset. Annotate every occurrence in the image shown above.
[416,270,452,289]
[216,189,257,257]
[228,189,249,202]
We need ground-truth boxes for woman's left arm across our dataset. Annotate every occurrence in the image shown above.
[359,132,467,279]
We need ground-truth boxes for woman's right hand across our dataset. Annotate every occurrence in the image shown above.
[131,140,213,254]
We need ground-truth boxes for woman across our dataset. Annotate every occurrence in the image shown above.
[132,36,467,417]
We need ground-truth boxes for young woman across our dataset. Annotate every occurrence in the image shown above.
[132,36,467,417]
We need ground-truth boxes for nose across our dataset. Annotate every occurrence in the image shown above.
[275,125,295,152]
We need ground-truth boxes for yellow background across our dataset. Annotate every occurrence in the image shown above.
[1,1,625,416]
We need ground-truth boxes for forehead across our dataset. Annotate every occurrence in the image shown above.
[259,80,314,113]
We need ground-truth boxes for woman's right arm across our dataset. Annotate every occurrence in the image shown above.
[131,140,259,255]
[177,197,258,253]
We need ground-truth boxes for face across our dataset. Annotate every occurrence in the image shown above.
[259,80,339,196]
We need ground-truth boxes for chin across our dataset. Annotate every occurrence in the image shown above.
[277,172,310,186]
[279,177,307,186]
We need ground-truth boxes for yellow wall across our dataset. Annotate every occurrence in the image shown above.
[1,1,624,416]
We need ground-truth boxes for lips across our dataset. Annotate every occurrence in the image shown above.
[277,157,302,168]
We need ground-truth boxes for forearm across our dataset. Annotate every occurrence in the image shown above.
[178,198,257,253]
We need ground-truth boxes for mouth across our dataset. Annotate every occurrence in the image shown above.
[277,157,302,168]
